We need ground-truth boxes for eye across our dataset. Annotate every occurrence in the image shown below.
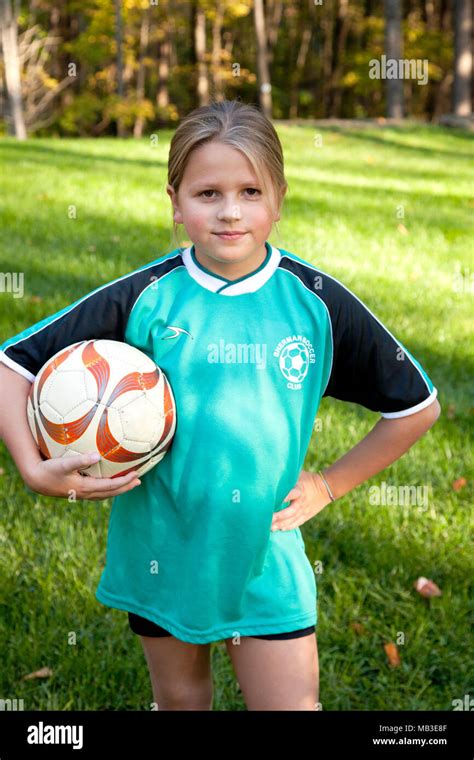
[197,188,261,198]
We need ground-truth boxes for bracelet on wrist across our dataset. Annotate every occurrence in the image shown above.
[318,469,336,502]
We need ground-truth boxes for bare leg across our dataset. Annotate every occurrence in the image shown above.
[139,635,213,710]
[225,631,319,710]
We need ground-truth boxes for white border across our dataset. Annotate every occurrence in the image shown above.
[0,350,35,382]
[379,387,438,418]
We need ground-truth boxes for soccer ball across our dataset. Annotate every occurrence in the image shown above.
[279,342,309,384]
[26,339,176,479]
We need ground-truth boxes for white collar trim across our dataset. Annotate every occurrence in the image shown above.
[181,243,281,295]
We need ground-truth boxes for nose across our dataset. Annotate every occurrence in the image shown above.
[216,198,242,222]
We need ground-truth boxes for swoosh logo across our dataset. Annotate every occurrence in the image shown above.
[162,325,194,340]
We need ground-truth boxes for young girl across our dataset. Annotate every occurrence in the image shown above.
[0,99,440,711]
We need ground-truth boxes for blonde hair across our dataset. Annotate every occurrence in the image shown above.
[166,99,288,251]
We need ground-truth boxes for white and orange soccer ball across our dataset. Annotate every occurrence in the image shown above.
[26,339,176,479]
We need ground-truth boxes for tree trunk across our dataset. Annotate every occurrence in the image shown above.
[453,0,472,116]
[384,0,404,118]
[330,0,351,117]
[289,3,312,121]
[439,0,450,32]
[223,29,234,58]
[253,0,272,117]
[157,36,170,115]
[434,71,454,118]
[195,2,209,106]
[114,0,125,136]
[321,5,334,117]
[133,7,150,138]
[423,0,435,31]
[156,7,171,119]
[266,0,283,66]
[211,2,224,101]
[0,0,26,138]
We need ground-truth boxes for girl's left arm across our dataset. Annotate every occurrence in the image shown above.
[272,398,441,531]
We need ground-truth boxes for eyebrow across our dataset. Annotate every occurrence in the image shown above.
[188,180,261,191]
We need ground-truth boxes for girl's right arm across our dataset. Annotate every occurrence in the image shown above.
[0,363,141,500]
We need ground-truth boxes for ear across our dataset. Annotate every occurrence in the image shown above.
[167,184,183,224]
[274,186,287,222]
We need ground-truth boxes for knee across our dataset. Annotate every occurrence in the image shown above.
[154,678,213,711]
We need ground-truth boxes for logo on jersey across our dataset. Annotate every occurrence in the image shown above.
[273,335,315,390]
[162,325,194,340]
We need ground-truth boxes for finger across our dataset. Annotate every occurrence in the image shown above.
[272,510,303,530]
[273,503,299,521]
[62,451,102,473]
[272,507,296,526]
[85,480,141,500]
[275,522,300,531]
[273,511,306,531]
[80,471,140,492]
[283,486,300,502]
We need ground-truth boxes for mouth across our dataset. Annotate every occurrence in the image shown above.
[213,232,247,240]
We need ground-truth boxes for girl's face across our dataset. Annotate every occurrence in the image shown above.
[167,141,284,278]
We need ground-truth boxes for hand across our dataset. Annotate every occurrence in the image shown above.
[25,452,142,501]
[271,470,333,532]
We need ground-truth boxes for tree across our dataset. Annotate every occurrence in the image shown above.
[253,0,272,117]
[195,0,210,106]
[384,0,403,118]
[0,0,26,138]
[114,0,125,136]
[453,0,472,116]
[132,4,150,138]
[211,1,225,101]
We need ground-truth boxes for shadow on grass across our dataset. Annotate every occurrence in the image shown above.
[317,125,474,161]
[0,139,171,172]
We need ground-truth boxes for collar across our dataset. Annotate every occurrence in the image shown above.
[181,241,281,295]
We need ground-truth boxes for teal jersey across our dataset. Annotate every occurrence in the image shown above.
[0,243,438,643]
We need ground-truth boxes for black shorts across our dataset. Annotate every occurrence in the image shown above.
[128,612,315,641]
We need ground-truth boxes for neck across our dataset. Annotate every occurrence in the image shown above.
[193,243,268,281]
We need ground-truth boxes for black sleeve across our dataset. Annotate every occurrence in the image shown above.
[322,277,438,418]
[0,268,153,382]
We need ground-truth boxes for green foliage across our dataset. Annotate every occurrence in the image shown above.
[0,0,459,136]
[106,95,155,128]
[59,92,106,135]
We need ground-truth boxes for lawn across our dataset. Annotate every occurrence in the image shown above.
[0,124,472,710]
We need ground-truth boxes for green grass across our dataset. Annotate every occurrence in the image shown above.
[0,125,472,711]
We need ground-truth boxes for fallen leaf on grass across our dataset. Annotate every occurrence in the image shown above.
[446,404,456,419]
[384,641,401,667]
[414,576,442,597]
[350,621,366,634]
[21,666,54,681]
[452,477,467,491]
[397,223,409,235]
